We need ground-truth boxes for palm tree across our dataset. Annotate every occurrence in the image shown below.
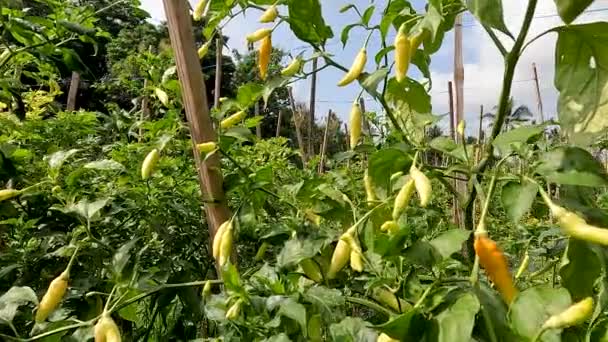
[483,98,534,132]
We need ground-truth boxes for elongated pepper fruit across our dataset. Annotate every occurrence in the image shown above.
[337,48,367,86]
[35,271,69,322]
[380,220,399,234]
[350,249,364,272]
[259,4,278,23]
[258,35,272,80]
[514,252,530,279]
[474,234,518,304]
[372,288,408,313]
[218,224,233,267]
[212,220,231,259]
[349,102,362,149]
[197,141,217,154]
[254,241,269,261]
[409,31,426,55]
[192,0,208,21]
[141,149,160,180]
[394,26,411,82]
[220,110,247,129]
[363,169,377,205]
[197,40,212,59]
[246,28,272,42]
[0,188,21,202]
[410,165,432,207]
[281,57,303,77]
[392,178,415,220]
[225,299,242,320]
[300,259,323,283]
[541,192,608,245]
[377,333,399,342]
[327,239,351,279]
[94,313,121,342]
[542,297,593,330]
[202,280,212,301]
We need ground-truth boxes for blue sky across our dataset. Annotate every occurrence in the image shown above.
[141,0,608,136]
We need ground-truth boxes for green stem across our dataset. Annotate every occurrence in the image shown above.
[532,328,547,342]
[346,296,394,318]
[63,245,80,276]
[413,281,437,309]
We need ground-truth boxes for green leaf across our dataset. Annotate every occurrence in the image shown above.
[155,87,169,107]
[374,46,394,65]
[555,23,608,145]
[509,286,571,341]
[429,136,468,162]
[429,229,470,259]
[403,240,442,269]
[339,4,356,13]
[0,286,38,323]
[330,317,376,342]
[236,82,263,109]
[84,159,125,171]
[384,78,431,117]
[433,293,480,342]
[277,238,324,268]
[361,6,375,26]
[501,180,538,222]
[112,238,140,278]
[360,68,389,98]
[535,147,608,187]
[466,0,511,36]
[46,149,79,171]
[368,147,412,196]
[560,239,603,301]
[554,0,594,24]
[492,124,545,156]
[341,24,360,47]
[277,298,307,335]
[376,308,426,340]
[287,0,333,45]
[474,284,518,341]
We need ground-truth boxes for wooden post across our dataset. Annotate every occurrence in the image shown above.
[344,123,349,150]
[448,81,455,140]
[288,87,307,165]
[476,105,484,162]
[454,14,464,142]
[358,97,371,135]
[213,35,223,109]
[162,0,232,268]
[532,63,545,123]
[66,71,80,111]
[275,109,283,137]
[255,102,262,138]
[139,45,153,142]
[318,110,332,173]
[308,57,318,155]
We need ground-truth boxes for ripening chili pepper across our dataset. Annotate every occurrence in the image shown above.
[197,40,212,59]
[225,299,242,320]
[410,165,432,207]
[409,31,426,55]
[220,110,247,129]
[337,48,367,86]
[542,297,593,330]
[212,220,230,259]
[192,0,208,21]
[0,188,21,202]
[218,224,233,267]
[246,28,272,42]
[377,333,399,342]
[392,178,415,220]
[35,271,69,322]
[349,102,362,149]
[94,314,121,342]
[364,169,377,206]
[380,220,399,234]
[390,171,404,183]
[202,280,212,301]
[259,5,278,23]
[394,25,411,82]
[300,259,323,283]
[258,35,272,80]
[141,149,160,180]
[457,120,466,136]
[308,314,323,342]
[327,239,351,279]
[254,241,269,261]
[350,249,364,272]
[541,191,608,245]
[281,57,303,77]
[474,234,518,304]
[372,288,408,313]
[197,141,216,154]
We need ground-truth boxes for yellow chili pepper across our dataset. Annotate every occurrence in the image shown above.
[337,48,367,86]
[349,102,362,149]
[258,35,272,80]
[394,26,411,82]
[542,297,593,330]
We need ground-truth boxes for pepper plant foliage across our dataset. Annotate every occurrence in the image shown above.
[2,0,608,341]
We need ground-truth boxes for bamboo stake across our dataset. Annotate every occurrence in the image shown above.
[213,35,223,109]
[318,110,332,173]
[288,87,307,165]
[276,109,283,137]
[308,57,318,155]
[66,71,80,111]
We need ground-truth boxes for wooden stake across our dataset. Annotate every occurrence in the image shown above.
[162,0,231,268]
[66,71,80,111]
[275,109,283,137]
[139,46,153,142]
[288,87,307,165]
[358,97,371,136]
[318,110,332,173]
[255,101,262,138]
[476,105,484,162]
[448,81,455,140]
[454,14,464,142]
[532,63,545,123]
[213,35,223,109]
[308,57,318,155]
